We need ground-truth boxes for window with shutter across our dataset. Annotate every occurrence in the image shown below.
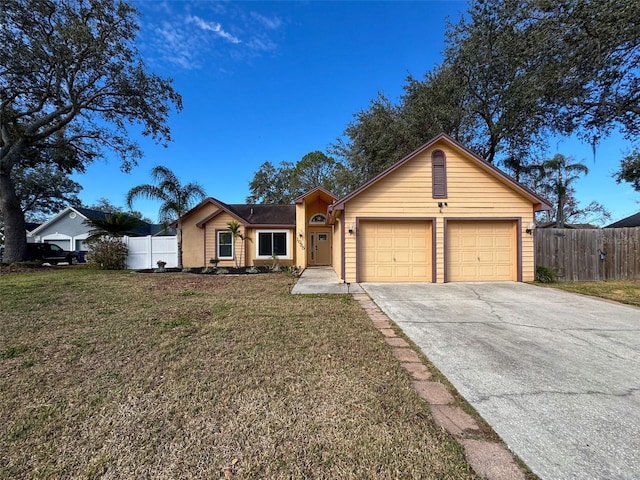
[432,150,447,198]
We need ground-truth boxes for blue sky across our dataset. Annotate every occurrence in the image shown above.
[71,0,638,225]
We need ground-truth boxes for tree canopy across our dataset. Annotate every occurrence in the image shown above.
[332,0,640,197]
[84,212,143,240]
[616,151,640,192]
[12,163,82,222]
[0,0,181,262]
[247,152,348,204]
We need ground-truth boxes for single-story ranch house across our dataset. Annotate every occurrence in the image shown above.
[181,134,551,283]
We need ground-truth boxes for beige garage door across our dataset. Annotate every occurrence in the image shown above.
[360,221,432,282]
[447,221,516,282]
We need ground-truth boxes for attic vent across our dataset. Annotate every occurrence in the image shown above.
[251,208,254,215]
[432,150,447,199]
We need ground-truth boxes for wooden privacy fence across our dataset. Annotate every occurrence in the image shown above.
[535,227,640,281]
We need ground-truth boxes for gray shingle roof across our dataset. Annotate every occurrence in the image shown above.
[605,212,640,228]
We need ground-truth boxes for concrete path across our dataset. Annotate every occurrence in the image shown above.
[362,282,640,480]
[291,267,364,294]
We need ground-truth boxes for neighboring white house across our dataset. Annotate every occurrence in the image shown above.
[28,206,176,265]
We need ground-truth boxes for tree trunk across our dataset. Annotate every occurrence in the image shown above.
[0,168,27,263]
[556,194,565,228]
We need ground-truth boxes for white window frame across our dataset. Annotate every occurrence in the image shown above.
[217,230,234,259]
[255,230,291,259]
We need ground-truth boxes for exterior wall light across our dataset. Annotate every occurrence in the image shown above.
[526,222,536,235]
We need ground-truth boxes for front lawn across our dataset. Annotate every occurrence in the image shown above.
[538,279,640,307]
[0,269,476,479]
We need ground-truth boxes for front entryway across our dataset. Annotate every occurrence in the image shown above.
[308,228,331,266]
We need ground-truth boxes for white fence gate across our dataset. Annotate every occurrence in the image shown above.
[124,235,178,269]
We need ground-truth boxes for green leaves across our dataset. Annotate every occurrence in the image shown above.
[1,0,181,262]
[616,150,640,191]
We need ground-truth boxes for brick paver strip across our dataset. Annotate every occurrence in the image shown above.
[385,337,409,347]
[392,348,421,363]
[379,328,397,338]
[372,319,392,329]
[402,362,432,380]
[353,291,525,480]
[429,405,480,437]
[461,439,526,480]
[411,380,454,405]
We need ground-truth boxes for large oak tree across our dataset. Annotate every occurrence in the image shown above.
[0,0,181,262]
[334,0,640,196]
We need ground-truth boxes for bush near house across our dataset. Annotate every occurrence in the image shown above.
[86,237,128,270]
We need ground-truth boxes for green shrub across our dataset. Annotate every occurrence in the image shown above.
[87,237,128,270]
[536,265,557,283]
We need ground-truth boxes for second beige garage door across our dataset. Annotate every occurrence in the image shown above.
[360,220,432,282]
[447,221,516,281]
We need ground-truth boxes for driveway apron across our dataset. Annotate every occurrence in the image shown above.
[362,282,640,480]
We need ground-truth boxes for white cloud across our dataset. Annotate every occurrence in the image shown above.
[187,15,241,44]
[250,12,282,30]
[153,21,201,70]
[136,2,282,71]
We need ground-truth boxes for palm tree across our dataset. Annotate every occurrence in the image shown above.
[126,166,206,268]
[533,154,589,228]
[227,220,251,268]
[84,212,143,241]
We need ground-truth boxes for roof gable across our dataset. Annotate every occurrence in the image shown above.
[331,133,551,211]
[29,206,88,236]
[294,186,338,204]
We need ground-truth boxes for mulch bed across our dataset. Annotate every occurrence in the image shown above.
[135,266,276,275]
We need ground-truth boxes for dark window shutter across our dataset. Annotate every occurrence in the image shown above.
[432,150,447,199]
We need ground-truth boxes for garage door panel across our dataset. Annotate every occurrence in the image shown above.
[395,237,410,248]
[448,221,516,282]
[360,221,432,282]
[412,252,427,262]
[460,237,477,248]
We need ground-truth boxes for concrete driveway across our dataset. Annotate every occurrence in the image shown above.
[362,282,640,480]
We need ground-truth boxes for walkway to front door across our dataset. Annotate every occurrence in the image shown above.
[291,267,363,294]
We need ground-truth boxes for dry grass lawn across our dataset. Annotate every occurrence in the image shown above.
[537,279,640,307]
[0,269,477,479]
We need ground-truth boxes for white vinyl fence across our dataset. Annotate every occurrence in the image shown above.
[124,235,178,270]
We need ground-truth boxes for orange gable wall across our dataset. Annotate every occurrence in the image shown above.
[181,202,218,268]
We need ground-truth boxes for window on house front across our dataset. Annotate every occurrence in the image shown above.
[432,150,447,198]
[310,213,326,224]
[257,231,289,258]
[217,231,233,259]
